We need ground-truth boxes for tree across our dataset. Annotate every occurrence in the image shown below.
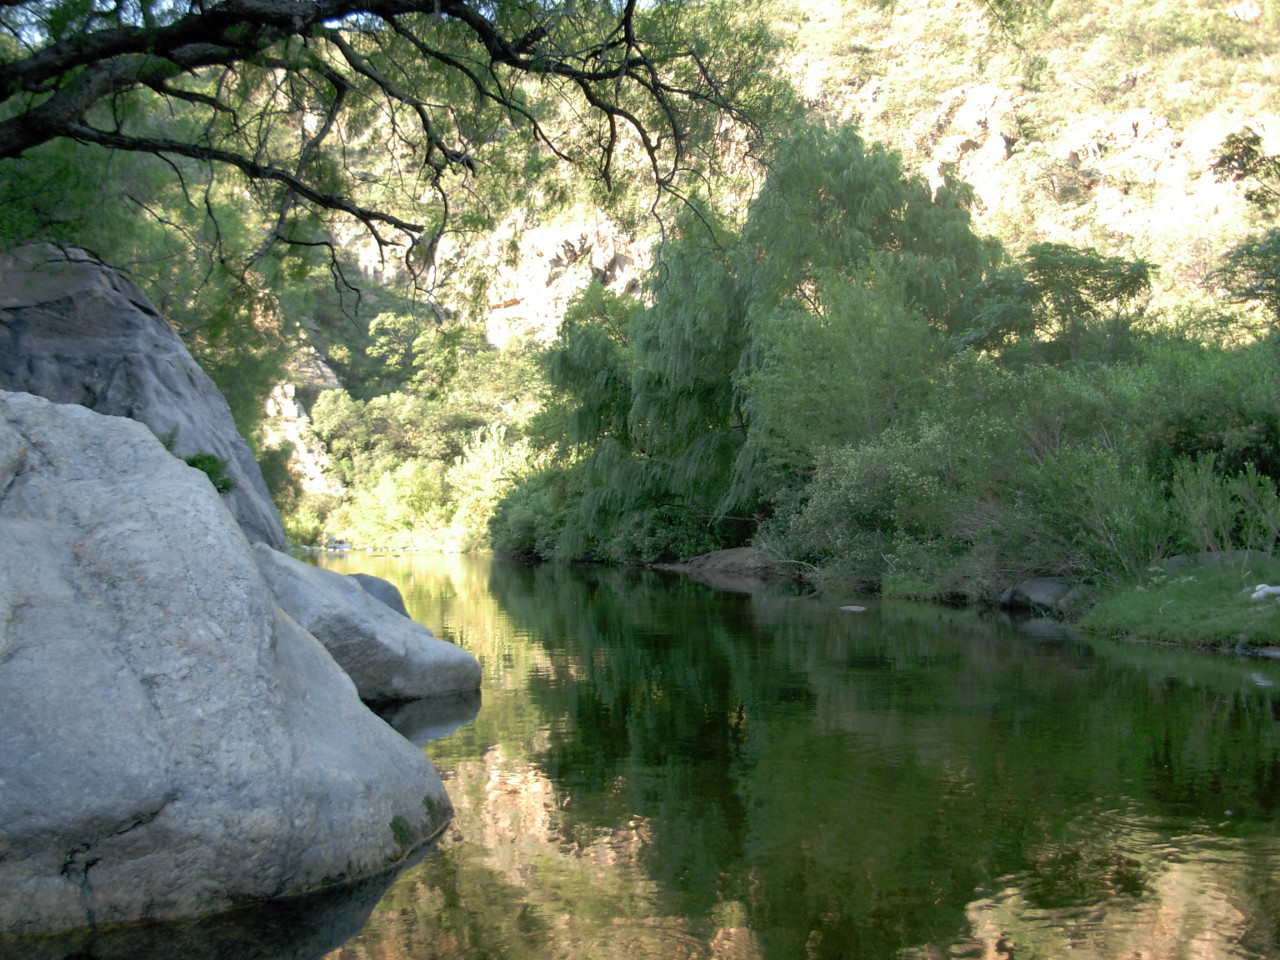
[1212,128,1280,215]
[0,0,776,280]
[500,121,1009,562]
[1212,128,1280,328]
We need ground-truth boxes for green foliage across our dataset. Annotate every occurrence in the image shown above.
[536,282,639,451]
[183,453,235,494]
[500,120,1010,564]
[256,441,300,513]
[753,328,1280,602]
[1018,243,1153,355]
[1171,455,1280,555]
[305,335,545,551]
[978,0,1054,35]
[389,815,414,850]
[1212,129,1280,329]
[1140,335,1280,482]
[1212,128,1280,215]
[1215,230,1280,328]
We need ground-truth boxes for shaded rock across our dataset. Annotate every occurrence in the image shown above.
[0,852,425,960]
[1056,585,1097,618]
[1003,576,1073,613]
[0,391,449,936]
[377,691,483,747]
[656,547,798,594]
[0,244,286,549]
[253,544,481,702]
[349,571,411,618]
[1013,617,1076,641]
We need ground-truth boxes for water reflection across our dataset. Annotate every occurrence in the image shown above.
[316,553,1280,960]
[0,857,416,960]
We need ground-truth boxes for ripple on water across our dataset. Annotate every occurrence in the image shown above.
[903,805,1280,959]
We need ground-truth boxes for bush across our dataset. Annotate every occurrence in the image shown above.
[183,452,235,494]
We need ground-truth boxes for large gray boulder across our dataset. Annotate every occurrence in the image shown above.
[0,243,287,549]
[1000,576,1073,612]
[253,544,482,703]
[0,391,450,936]
[349,571,412,618]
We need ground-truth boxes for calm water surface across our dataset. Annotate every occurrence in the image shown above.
[308,553,1280,960]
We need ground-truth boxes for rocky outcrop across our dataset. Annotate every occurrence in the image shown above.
[253,544,482,703]
[0,243,287,549]
[1000,576,1072,612]
[0,390,450,936]
[259,382,344,499]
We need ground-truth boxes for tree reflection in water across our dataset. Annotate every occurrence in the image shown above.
[316,554,1280,960]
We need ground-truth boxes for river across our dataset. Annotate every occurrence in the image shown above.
[308,552,1280,960]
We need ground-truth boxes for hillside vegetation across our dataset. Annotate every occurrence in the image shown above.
[482,0,1280,641]
[4,0,1277,638]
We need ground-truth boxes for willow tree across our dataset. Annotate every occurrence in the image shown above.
[504,121,1008,562]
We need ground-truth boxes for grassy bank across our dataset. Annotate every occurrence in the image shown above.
[1078,555,1280,650]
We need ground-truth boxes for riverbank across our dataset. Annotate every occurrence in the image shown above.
[1078,554,1280,651]
[666,547,1280,653]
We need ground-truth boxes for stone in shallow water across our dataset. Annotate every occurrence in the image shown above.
[253,544,482,703]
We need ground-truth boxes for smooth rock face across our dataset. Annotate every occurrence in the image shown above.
[349,572,412,618]
[0,391,449,936]
[253,544,482,703]
[0,244,287,549]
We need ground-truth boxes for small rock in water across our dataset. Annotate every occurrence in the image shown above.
[839,604,867,613]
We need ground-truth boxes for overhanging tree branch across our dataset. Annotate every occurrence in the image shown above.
[1,0,773,289]
[61,120,425,237]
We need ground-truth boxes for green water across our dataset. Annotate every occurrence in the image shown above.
[315,553,1280,960]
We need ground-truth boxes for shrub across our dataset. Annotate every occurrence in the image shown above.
[183,452,235,494]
